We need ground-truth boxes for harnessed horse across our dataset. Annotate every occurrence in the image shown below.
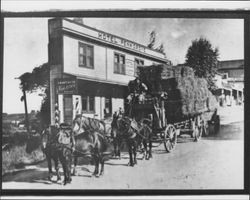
[113,116,153,166]
[40,126,61,183]
[72,116,113,177]
[29,125,73,185]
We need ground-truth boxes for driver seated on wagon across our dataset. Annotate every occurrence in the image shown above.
[127,77,148,104]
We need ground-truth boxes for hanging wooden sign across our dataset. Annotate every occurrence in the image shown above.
[56,78,78,94]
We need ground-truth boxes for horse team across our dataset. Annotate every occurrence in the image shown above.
[27,114,153,185]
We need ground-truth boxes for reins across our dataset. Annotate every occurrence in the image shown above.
[135,128,147,140]
[57,143,94,157]
[60,140,112,157]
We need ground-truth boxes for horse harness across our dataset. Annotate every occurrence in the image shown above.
[118,117,151,140]
[42,124,109,158]
[76,116,105,132]
[74,117,110,142]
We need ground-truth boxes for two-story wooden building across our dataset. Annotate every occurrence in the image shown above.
[217,59,244,105]
[48,18,170,125]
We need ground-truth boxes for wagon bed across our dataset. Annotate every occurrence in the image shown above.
[130,98,216,152]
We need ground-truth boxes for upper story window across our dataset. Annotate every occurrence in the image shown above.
[135,58,144,75]
[135,58,144,66]
[79,42,94,69]
[114,53,125,75]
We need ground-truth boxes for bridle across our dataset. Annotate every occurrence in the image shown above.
[118,117,136,139]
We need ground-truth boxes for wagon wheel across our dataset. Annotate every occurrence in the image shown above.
[192,124,202,142]
[193,126,202,142]
[164,124,177,152]
[190,117,202,142]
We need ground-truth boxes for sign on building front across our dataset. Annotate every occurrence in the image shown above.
[55,78,78,94]
[98,32,146,53]
[125,59,135,76]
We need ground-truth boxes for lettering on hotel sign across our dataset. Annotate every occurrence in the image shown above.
[98,32,146,53]
[56,78,78,94]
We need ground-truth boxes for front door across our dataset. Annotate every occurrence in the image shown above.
[104,97,112,118]
[64,95,73,125]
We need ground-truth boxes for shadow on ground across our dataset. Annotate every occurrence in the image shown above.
[3,168,51,183]
[203,121,243,141]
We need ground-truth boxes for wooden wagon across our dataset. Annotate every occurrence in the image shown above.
[129,95,217,153]
[125,64,220,152]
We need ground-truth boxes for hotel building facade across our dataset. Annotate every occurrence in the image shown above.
[48,18,170,125]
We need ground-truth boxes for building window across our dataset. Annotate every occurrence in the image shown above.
[89,96,95,111]
[79,42,94,69]
[135,58,144,75]
[82,96,87,111]
[222,73,228,79]
[114,53,125,75]
[81,95,95,113]
[135,58,144,66]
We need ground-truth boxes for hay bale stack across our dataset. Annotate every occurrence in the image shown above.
[137,64,174,95]
[207,91,219,111]
[173,65,195,78]
[167,76,218,120]
[137,64,218,122]
[137,64,174,82]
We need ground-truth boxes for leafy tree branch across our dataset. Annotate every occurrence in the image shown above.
[185,37,219,93]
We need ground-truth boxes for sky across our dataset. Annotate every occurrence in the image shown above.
[2,17,244,114]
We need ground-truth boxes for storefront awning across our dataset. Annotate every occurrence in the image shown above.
[64,72,129,86]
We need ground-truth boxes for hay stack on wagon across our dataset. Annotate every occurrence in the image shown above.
[137,64,218,122]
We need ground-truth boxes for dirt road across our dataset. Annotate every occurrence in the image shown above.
[2,106,244,190]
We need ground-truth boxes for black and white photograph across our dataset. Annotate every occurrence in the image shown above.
[1,1,249,198]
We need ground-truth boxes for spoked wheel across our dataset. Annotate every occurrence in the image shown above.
[164,124,177,152]
[191,117,202,142]
[202,121,209,137]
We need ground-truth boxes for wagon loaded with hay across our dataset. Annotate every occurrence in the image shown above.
[128,64,219,152]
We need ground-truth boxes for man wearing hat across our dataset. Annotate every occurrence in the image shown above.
[127,77,148,117]
[58,123,75,152]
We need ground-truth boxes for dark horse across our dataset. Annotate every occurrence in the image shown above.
[72,116,113,177]
[26,125,73,185]
[136,119,153,160]
[113,116,153,166]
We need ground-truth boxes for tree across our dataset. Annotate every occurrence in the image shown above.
[147,30,156,49]
[185,37,219,92]
[36,88,50,127]
[19,63,50,92]
[19,63,50,128]
[147,31,167,57]
[156,43,166,55]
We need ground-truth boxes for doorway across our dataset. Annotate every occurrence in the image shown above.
[104,97,112,118]
[63,95,73,124]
